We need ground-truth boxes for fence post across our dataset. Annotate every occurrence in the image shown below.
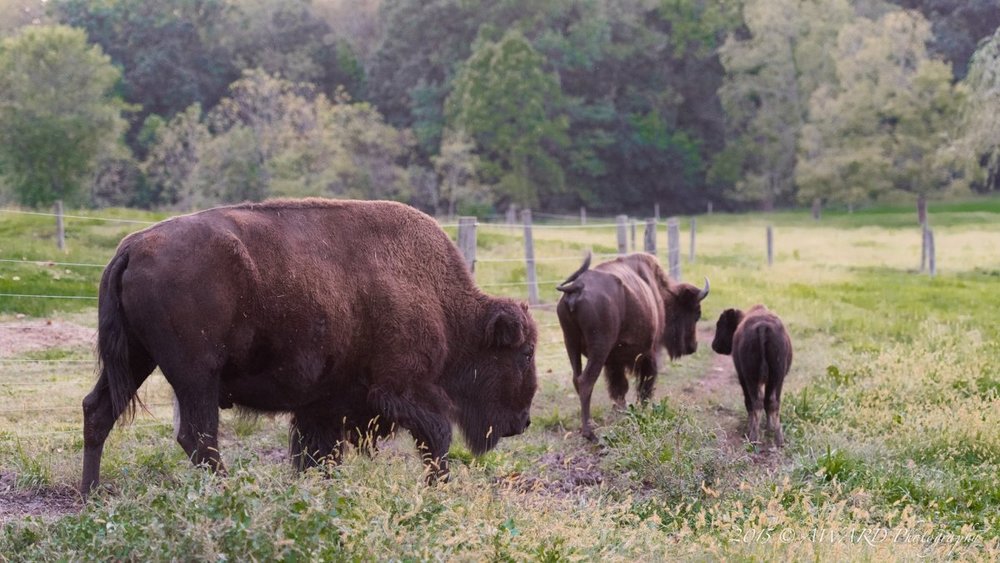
[457,216,477,276]
[667,217,681,280]
[616,214,628,256]
[707,201,713,215]
[920,223,928,272]
[630,219,636,252]
[505,205,517,225]
[812,198,822,220]
[689,217,696,263]
[654,203,660,221]
[54,200,65,251]
[522,209,539,305]
[580,206,587,225]
[766,225,774,267]
[643,218,657,255]
[926,227,936,277]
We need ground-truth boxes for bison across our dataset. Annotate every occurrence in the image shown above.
[82,198,538,493]
[556,252,709,440]
[711,305,792,448]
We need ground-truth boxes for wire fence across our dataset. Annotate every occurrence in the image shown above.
[0,206,661,442]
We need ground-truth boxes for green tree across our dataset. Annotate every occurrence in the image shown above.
[54,0,236,151]
[432,129,485,218]
[175,70,414,206]
[715,0,853,210]
[796,10,963,210]
[953,27,1000,193]
[142,104,209,208]
[0,25,127,207]
[446,30,568,208]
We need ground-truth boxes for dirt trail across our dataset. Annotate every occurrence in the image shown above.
[0,318,95,358]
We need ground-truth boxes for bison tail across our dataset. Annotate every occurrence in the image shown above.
[756,326,770,381]
[556,251,592,291]
[97,249,140,424]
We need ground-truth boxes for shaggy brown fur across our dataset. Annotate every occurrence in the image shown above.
[712,305,792,447]
[556,252,708,440]
[83,198,537,493]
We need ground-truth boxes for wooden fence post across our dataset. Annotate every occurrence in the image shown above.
[457,216,477,276]
[522,209,539,305]
[55,200,65,251]
[766,225,774,267]
[920,223,928,272]
[707,201,713,215]
[667,217,681,280]
[812,198,822,220]
[616,214,628,256]
[654,203,660,221]
[643,218,657,255]
[926,227,936,277]
[689,217,696,262]
[505,205,517,225]
[580,206,587,225]
[630,219,636,252]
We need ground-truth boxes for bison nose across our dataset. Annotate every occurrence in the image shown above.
[525,416,531,429]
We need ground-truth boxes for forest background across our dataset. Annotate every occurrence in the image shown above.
[0,0,998,217]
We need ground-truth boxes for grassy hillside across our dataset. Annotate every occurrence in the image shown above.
[1,199,999,560]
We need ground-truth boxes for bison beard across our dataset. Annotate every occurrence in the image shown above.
[556,252,708,440]
[711,305,792,448]
[81,198,538,493]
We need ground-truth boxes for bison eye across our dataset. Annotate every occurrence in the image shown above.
[521,345,534,358]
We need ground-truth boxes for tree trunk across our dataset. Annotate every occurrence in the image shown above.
[811,198,821,220]
[917,194,927,226]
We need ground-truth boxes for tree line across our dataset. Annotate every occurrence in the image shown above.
[0,0,997,216]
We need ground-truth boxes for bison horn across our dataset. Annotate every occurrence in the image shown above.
[697,277,710,302]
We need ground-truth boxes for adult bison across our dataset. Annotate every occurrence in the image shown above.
[711,305,792,448]
[82,198,538,493]
[556,252,708,440]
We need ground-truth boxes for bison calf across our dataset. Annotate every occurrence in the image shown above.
[557,252,708,440]
[711,305,792,448]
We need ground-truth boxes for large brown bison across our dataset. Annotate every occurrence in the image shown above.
[711,305,792,448]
[82,199,538,493]
[556,252,708,440]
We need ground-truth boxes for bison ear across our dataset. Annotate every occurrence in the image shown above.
[484,303,525,349]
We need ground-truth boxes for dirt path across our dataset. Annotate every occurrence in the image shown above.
[0,318,95,358]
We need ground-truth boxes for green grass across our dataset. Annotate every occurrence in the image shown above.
[2,199,1000,559]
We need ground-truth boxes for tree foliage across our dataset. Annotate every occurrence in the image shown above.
[446,30,568,208]
[796,10,963,207]
[953,27,1000,193]
[0,25,126,207]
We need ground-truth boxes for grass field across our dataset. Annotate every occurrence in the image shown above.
[1,199,998,560]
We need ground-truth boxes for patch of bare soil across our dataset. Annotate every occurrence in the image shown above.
[0,472,81,524]
[498,451,605,496]
[0,318,96,358]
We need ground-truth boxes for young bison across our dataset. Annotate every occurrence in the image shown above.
[711,305,792,448]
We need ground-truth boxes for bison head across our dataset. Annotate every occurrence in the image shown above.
[711,308,744,355]
[452,299,538,455]
[663,278,710,359]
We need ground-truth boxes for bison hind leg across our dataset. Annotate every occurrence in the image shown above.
[605,362,629,411]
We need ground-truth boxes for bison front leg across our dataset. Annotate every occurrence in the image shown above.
[289,411,347,472]
[368,385,452,484]
[635,353,658,404]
